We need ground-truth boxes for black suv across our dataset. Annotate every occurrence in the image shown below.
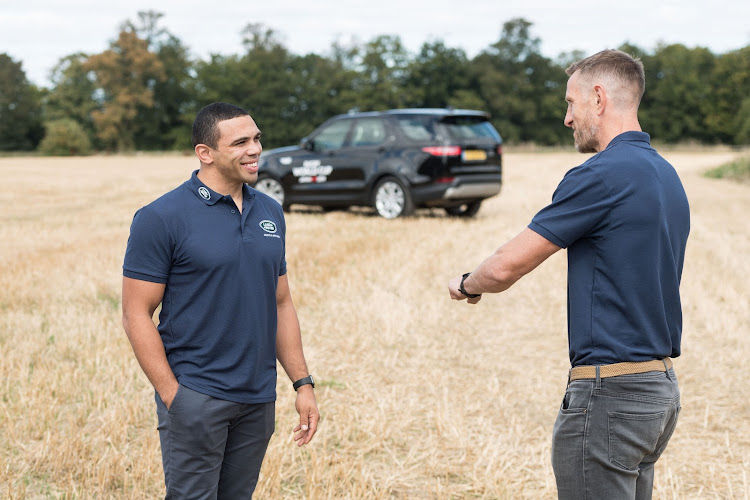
[254,108,503,218]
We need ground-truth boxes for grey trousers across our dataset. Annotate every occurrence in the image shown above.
[551,368,680,500]
[155,384,275,500]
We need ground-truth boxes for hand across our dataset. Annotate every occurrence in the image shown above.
[159,380,180,410]
[293,386,320,446]
[448,276,482,304]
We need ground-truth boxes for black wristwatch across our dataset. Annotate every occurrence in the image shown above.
[459,272,482,298]
[293,375,315,391]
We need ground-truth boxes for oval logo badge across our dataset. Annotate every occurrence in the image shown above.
[198,186,211,200]
[259,220,277,233]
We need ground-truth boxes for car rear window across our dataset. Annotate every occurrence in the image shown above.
[396,116,437,141]
[395,115,500,142]
[440,116,501,141]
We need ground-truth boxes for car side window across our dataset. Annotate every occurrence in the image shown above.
[311,120,352,151]
[350,119,386,147]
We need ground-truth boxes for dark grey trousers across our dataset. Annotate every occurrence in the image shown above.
[155,384,275,500]
[551,368,680,500]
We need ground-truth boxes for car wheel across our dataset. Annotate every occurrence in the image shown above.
[254,176,287,209]
[372,177,414,219]
[445,200,482,218]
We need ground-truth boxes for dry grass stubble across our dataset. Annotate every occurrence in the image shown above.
[0,151,748,498]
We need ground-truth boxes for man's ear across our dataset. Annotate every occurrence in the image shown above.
[195,144,214,164]
[593,84,607,116]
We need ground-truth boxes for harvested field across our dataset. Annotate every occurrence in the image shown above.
[1,150,748,498]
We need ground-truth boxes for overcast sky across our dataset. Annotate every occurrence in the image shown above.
[2,0,749,87]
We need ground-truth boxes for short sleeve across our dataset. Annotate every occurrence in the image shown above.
[122,206,173,283]
[528,164,612,248]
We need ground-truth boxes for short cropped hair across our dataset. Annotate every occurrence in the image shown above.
[191,102,250,148]
[566,50,646,105]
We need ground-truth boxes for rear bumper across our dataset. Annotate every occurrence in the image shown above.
[443,182,501,199]
[412,174,502,206]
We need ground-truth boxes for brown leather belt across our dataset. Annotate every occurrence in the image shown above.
[569,358,673,381]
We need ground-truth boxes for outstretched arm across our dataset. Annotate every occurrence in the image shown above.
[276,273,320,446]
[449,228,561,304]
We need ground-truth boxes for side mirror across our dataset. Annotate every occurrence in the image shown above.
[302,139,314,151]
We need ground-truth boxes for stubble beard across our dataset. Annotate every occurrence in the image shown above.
[574,121,599,154]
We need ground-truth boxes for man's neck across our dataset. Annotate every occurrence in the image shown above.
[596,116,642,152]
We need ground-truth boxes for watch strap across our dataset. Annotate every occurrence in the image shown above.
[293,375,315,391]
[459,272,482,298]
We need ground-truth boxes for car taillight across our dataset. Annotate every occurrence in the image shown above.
[434,177,455,184]
[422,146,462,156]
[496,145,503,155]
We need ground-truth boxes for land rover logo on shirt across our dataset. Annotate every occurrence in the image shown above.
[198,187,211,200]
[259,220,277,233]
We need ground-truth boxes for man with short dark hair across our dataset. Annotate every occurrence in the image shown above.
[122,102,319,498]
[448,50,689,499]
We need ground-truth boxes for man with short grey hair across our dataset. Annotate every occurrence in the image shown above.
[449,50,689,499]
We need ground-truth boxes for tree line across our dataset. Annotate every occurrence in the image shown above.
[2,12,749,154]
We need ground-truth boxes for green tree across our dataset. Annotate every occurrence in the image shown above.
[638,44,715,143]
[283,52,359,139]
[471,18,567,144]
[705,47,750,144]
[42,53,98,147]
[193,23,359,148]
[193,24,298,148]
[124,11,195,150]
[84,29,166,151]
[0,54,44,151]
[734,97,750,145]
[334,35,412,111]
[38,118,92,155]
[555,49,588,71]
[405,41,478,109]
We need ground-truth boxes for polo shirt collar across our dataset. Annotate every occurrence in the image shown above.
[188,170,222,205]
[187,170,256,207]
[605,131,651,151]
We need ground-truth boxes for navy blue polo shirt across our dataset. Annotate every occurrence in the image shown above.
[123,171,287,403]
[529,132,690,367]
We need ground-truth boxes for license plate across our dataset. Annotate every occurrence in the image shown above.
[462,150,487,161]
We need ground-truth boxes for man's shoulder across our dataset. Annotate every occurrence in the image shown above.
[562,155,605,182]
[577,135,658,174]
[129,183,195,237]
[139,181,193,216]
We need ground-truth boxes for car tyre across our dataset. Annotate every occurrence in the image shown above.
[254,176,288,210]
[444,200,482,218]
[372,177,414,219]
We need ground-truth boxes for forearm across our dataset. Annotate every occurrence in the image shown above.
[450,228,562,300]
[123,314,178,398]
[463,247,524,295]
[275,301,310,382]
[274,274,319,445]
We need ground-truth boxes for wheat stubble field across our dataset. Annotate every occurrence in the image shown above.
[1,149,748,499]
